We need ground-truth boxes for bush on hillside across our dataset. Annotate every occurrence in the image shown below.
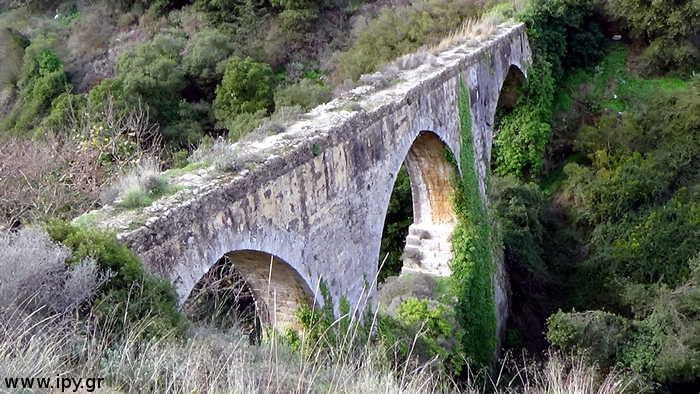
[492,58,554,178]
[46,221,186,338]
[274,78,332,110]
[213,56,274,128]
[195,0,267,25]
[564,79,700,226]
[116,32,187,124]
[0,27,27,90]
[549,257,700,386]
[520,0,605,78]
[547,310,632,366]
[0,35,69,135]
[492,0,606,179]
[99,32,218,146]
[183,28,235,92]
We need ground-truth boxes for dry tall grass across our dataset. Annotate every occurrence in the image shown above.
[0,308,460,393]
[0,307,642,393]
[432,14,502,53]
[430,0,529,53]
[100,157,170,207]
[0,228,643,393]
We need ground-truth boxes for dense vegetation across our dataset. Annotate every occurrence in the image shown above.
[1,0,698,391]
[485,0,699,392]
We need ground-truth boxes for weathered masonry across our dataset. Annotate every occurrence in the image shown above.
[85,23,532,337]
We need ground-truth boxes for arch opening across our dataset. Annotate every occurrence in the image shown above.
[491,64,527,174]
[184,250,313,340]
[379,131,458,281]
[496,65,526,115]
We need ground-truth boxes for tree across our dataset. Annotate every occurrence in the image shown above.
[213,56,274,127]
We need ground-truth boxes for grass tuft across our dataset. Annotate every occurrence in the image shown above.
[101,158,175,209]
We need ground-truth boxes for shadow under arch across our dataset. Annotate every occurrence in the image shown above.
[380,130,459,278]
[495,64,527,116]
[183,249,314,339]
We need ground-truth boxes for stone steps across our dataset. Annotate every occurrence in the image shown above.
[401,222,455,276]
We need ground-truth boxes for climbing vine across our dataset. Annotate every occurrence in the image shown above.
[450,80,497,368]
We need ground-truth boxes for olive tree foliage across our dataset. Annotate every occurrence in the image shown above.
[116,32,188,124]
[183,28,236,92]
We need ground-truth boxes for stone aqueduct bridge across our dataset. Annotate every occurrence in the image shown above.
[88,23,532,338]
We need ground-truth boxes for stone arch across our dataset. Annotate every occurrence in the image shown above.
[387,130,459,277]
[184,249,314,331]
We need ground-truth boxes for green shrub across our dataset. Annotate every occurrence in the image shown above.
[41,92,85,132]
[195,0,272,28]
[547,310,632,366]
[549,259,700,386]
[639,258,700,384]
[183,28,235,92]
[117,174,172,209]
[378,298,463,373]
[564,78,699,226]
[492,58,554,178]
[274,78,331,110]
[637,38,699,76]
[213,56,274,128]
[161,100,211,145]
[293,281,351,352]
[520,0,605,78]
[1,35,69,135]
[45,221,186,338]
[97,31,222,146]
[13,70,68,133]
[490,176,546,278]
[276,8,318,34]
[119,190,153,209]
[222,109,267,141]
[116,32,187,124]
[0,27,27,90]
[577,196,699,310]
